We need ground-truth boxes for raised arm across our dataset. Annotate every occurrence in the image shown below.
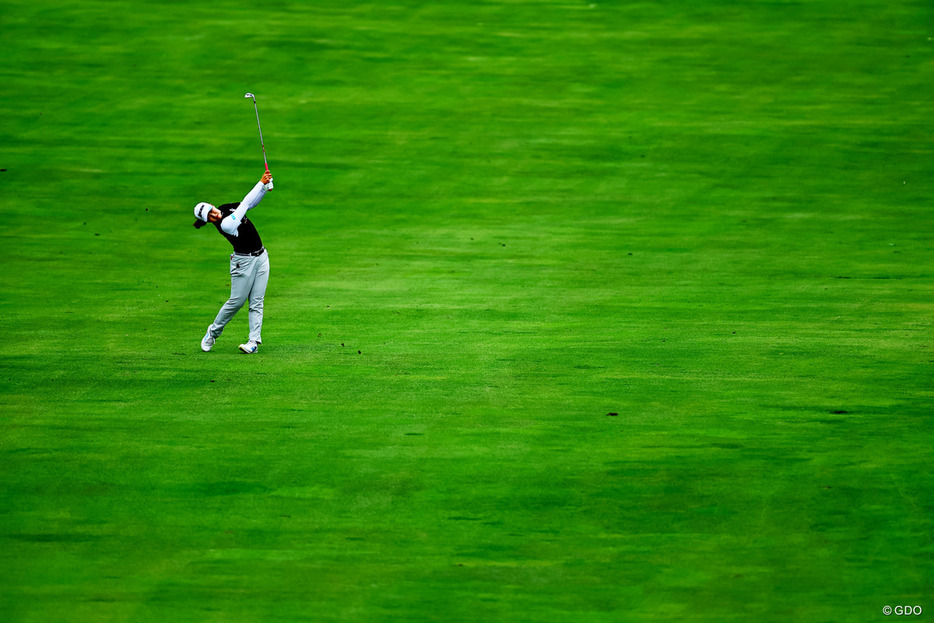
[220,172,273,235]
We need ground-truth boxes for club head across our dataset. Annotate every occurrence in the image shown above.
[244,93,255,101]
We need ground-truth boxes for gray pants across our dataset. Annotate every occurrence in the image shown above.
[209,250,269,343]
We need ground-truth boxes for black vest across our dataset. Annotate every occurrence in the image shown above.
[213,203,264,254]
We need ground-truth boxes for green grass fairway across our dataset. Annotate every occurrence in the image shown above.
[2,0,932,620]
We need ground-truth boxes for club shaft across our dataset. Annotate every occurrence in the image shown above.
[252,100,269,172]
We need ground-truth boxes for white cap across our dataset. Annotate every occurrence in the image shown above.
[193,202,215,222]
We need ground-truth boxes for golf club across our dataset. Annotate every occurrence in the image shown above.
[244,93,273,189]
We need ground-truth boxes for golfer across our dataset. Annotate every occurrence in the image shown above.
[193,170,274,354]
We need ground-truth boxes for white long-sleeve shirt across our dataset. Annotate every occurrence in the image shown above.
[220,181,268,236]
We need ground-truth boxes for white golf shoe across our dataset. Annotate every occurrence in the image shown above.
[239,340,259,354]
[201,328,216,352]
